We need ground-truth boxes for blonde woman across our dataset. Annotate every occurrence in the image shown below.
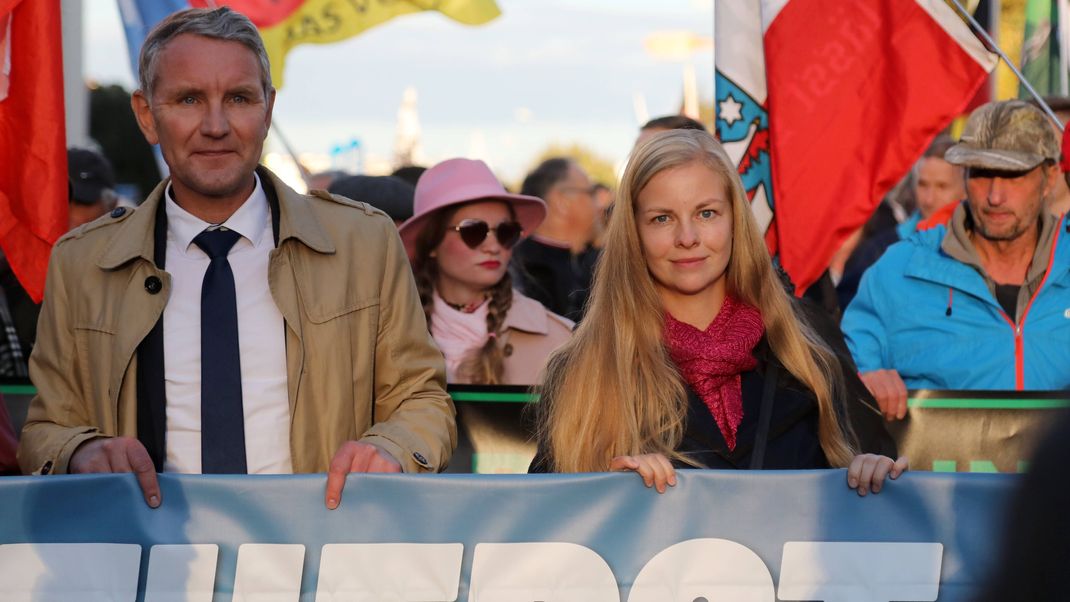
[531,130,903,495]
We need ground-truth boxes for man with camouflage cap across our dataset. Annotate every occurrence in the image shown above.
[842,100,1070,421]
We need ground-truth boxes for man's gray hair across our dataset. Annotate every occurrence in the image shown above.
[138,7,272,99]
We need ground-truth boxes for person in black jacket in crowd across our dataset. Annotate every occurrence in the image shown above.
[510,158,600,322]
[530,130,903,494]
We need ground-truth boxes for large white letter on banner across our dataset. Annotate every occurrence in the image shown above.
[233,544,305,602]
[315,543,463,601]
[469,543,619,602]
[145,544,219,602]
[0,543,141,601]
[627,538,775,602]
[778,542,943,601]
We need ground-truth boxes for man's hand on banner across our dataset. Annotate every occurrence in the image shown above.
[610,453,677,494]
[859,369,909,421]
[69,437,161,508]
[847,454,909,496]
[325,441,402,510]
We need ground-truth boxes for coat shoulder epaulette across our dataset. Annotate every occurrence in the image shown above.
[54,206,136,246]
[307,189,390,220]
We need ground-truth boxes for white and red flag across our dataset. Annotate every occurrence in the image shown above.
[716,0,998,294]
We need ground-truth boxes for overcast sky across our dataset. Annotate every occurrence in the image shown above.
[83,0,714,182]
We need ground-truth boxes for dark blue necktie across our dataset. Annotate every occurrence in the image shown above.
[193,228,247,474]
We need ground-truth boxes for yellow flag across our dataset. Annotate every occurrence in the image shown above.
[261,0,501,87]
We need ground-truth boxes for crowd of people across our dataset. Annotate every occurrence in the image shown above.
[1,5,1066,528]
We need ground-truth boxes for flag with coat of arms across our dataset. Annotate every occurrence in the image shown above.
[716,0,998,294]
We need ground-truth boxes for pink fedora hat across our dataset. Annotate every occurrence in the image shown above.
[398,158,547,259]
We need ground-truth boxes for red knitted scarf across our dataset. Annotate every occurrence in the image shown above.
[663,296,765,450]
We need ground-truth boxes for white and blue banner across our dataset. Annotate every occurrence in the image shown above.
[0,471,1013,600]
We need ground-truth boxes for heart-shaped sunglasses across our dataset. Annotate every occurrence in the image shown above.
[449,218,524,249]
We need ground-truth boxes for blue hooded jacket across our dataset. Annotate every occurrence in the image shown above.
[842,214,1070,390]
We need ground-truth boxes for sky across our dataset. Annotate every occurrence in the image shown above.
[81,0,714,183]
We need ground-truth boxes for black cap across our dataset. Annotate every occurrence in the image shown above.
[328,175,415,222]
[67,148,116,205]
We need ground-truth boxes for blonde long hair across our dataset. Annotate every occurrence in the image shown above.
[536,130,857,471]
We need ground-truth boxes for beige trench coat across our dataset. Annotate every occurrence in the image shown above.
[497,292,574,385]
[18,168,456,475]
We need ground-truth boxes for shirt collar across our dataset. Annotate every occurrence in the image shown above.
[96,167,335,272]
[165,173,269,252]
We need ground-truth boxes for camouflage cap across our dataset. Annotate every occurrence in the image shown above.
[944,100,1060,171]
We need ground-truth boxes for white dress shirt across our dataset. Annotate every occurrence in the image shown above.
[162,175,293,474]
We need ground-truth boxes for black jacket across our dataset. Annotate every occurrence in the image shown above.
[510,238,599,322]
[673,336,895,470]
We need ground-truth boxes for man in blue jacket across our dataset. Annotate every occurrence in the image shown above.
[842,100,1070,421]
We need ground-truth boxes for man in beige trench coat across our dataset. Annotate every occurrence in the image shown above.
[18,7,455,509]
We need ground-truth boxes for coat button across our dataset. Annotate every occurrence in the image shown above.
[503,343,513,357]
[413,452,429,467]
[144,276,162,294]
[41,460,53,475]
[110,207,127,218]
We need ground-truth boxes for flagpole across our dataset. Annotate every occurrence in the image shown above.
[1060,0,1070,96]
[948,0,1065,131]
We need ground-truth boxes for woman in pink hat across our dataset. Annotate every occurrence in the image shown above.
[398,158,574,386]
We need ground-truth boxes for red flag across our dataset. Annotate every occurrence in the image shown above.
[763,0,996,293]
[0,0,67,303]
[187,0,305,27]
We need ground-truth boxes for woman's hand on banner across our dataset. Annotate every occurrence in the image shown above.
[847,453,908,496]
[610,453,677,494]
